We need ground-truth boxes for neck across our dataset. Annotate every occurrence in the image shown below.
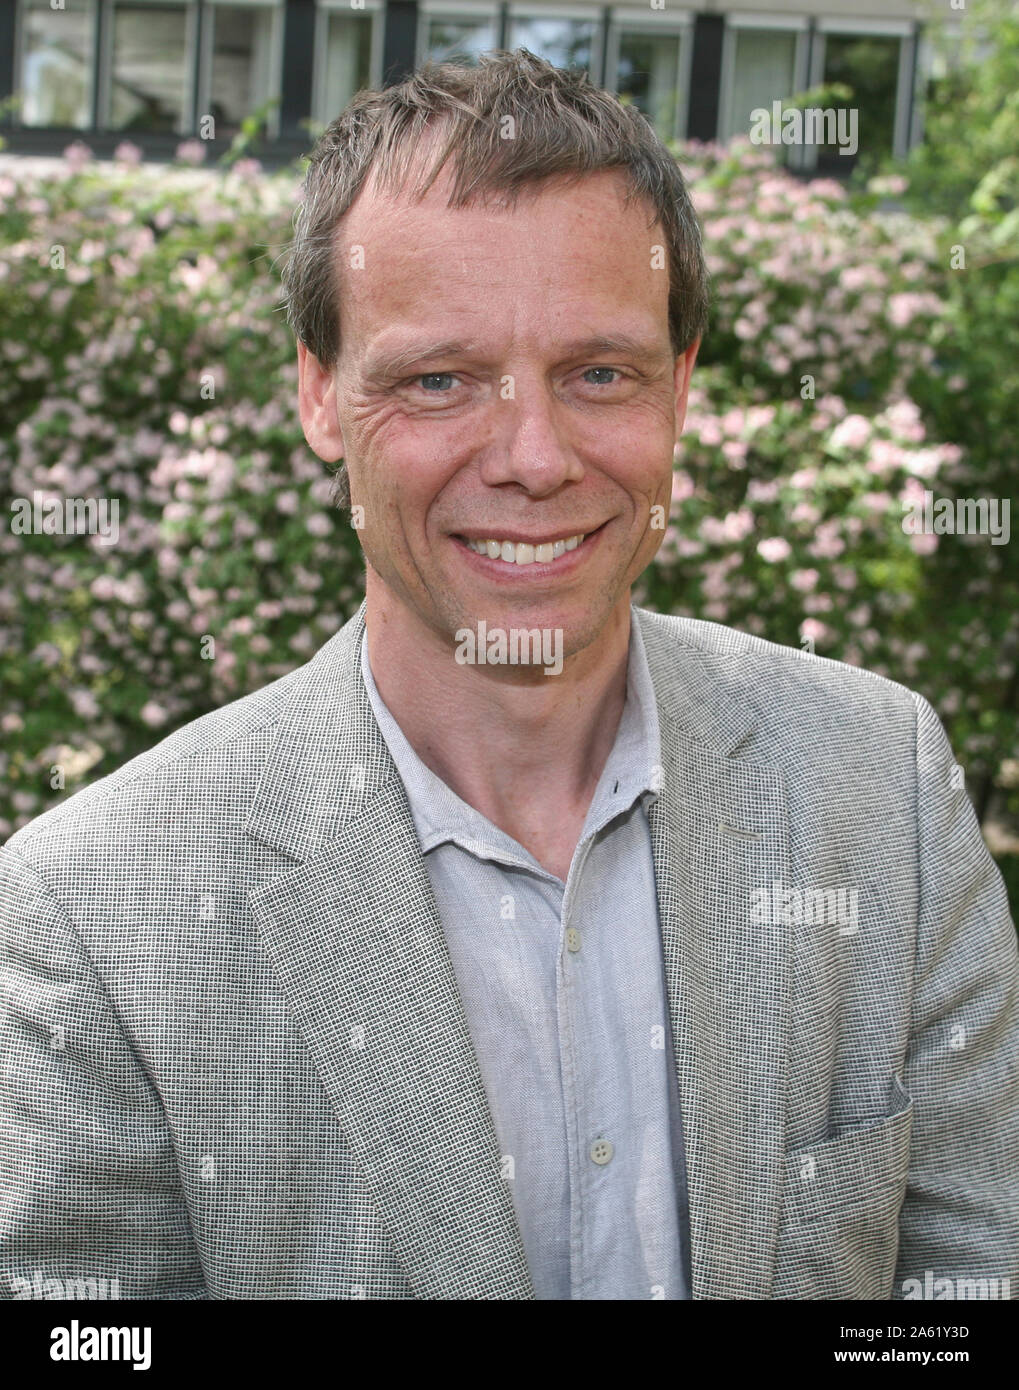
[363,574,633,870]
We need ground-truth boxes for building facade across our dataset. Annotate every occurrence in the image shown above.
[1,0,945,171]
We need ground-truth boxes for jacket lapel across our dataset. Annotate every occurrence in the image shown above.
[246,603,534,1299]
[638,609,791,1299]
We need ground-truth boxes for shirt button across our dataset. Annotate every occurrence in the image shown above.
[589,1138,614,1165]
[565,926,581,953]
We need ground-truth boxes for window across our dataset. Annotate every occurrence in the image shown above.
[109,2,191,132]
[719,14,810,169]
[202,2,281,140]
[16,0,95,128]
[606,11,692,143]
[419,2,498,67]
[811,18,914,176]
[507,7,600,81]
[720,20,808,147]
[314,3,379,130]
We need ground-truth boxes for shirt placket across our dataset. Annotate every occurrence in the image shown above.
[557,830,620,1299]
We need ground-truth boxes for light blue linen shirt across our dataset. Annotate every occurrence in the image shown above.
[359,609,691,1299]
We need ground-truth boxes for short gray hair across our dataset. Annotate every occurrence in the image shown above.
[280,48,711,508]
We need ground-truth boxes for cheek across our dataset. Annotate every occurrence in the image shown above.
[622,452,674,509]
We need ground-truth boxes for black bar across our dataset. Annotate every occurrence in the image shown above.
[904,20,922,152]
[0,125,310,168]
[191,0,206,135]
[382,1,418,87]
[686,12,724,142]
[599,5,611,89]
[91,0,108,130]
[0,0,15,125]
[279,0,315,140]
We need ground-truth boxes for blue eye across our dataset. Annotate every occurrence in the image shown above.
[583,368,619,385]
[418,373,455,391]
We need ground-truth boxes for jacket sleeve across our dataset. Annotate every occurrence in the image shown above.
[893,692,1019,1299]
[0,844,208,1300]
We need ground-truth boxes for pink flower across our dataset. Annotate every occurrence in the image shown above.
[90,575,118,601]
[885,399,926,442]
[905,448,941,480]
[887,292,940,329]
[867,439,905,474]
[30,642,63,669]
[807,525,845,559]
[672,471,694,502]
[113,141,143,167]
[70,690,101,719]
[910,532,939,556]
[139,701,169,727]
[830,414,872,451]
[231,158,263,181]
[62,141,93,172]
[757,537,791,563]
[746,479,780,503]
[840,266,875,293]
[175,139,207,166]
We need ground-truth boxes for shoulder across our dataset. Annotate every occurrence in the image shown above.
[4,610,366,875]
[634,606,928,756]
[3,648,316,878]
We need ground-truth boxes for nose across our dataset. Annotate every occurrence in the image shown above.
[477,379,586,497]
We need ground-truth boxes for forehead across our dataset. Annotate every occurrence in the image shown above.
[332,161,668,353]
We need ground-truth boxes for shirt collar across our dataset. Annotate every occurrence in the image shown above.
[360,606,662,867]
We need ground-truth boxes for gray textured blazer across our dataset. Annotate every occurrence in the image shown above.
[2,603,1017,1300]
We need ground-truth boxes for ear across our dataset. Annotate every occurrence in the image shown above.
[297,341,345,463]
[673,337,701,444]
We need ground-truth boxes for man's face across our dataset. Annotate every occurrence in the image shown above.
[298,162,699,663]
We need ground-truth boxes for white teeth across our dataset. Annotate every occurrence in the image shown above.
[465,533,587,565]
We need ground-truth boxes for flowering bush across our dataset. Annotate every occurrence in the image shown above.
[683,140,952,406]
[0,137,1015,907]
[639,371,958,683]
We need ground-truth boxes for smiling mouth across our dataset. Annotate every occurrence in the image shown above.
[453,528,602,566]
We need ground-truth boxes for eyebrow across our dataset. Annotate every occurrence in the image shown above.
[365,332,667,379]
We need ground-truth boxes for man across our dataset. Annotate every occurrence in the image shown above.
[2,51,1017,1302]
